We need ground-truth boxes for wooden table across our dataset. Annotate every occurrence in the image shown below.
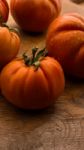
[0,0,84,149]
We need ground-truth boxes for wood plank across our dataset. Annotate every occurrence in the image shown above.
[0,0,84,149]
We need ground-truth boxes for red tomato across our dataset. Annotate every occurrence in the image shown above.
[0,48,65,110]
[0,26,20,69]
[0,0,9,22]
[46,13,84,78]
[10,0,61,32]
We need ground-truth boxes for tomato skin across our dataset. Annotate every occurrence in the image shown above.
[46,13,84,78]
[0,57,65,110]
[0,27,20,69]
[0,0,9,22]
[10,0,61,32]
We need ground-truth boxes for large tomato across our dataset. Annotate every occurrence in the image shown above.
[10,0,61,32]
[0,0,9,22]
[0,26,20,69]
[0,48,65,110]
[46,13,84,78]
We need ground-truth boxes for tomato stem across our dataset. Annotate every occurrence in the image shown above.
[23,47,48,69]
[32,47,38,62]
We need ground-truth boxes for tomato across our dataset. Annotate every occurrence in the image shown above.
[10,0,61,32]
[46,13,84,78]
[0,48,65,110]
[0,26,20,69]
[0,0,9,22]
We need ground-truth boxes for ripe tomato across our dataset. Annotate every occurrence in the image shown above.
[0,48,65,109]
[46,13,84,78]
[10,0,61,32]
[0,0,9,22]
[0,26,20,69]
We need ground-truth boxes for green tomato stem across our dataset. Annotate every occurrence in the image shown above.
[23,47,48,69]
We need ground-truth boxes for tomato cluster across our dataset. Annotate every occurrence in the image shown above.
[0,0,84,110]
[0,0,65,110]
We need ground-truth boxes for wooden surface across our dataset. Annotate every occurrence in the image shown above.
[0,0,84,149]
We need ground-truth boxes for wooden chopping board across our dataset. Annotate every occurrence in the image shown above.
[0,0,84,149]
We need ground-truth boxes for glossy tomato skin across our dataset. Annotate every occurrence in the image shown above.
[0,27,20,69]
[10,0,61,32]
[0,0,9,22]
[0,57,65,110]
[46,13,84,78]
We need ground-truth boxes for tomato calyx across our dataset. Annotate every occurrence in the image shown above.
[0,14,19,35]
[23,47,48,69]
[1,22,19,34]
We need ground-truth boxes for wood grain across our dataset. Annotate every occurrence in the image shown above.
[0,0,84,149]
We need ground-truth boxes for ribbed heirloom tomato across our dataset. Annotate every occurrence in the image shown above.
[0,48,65,110]
[0,0,9,22]
[46,13,84,78]
[0,26,20,69]
[10,0,61,32]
